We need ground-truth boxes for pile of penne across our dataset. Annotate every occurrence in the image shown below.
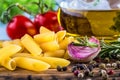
[0,27,72,72]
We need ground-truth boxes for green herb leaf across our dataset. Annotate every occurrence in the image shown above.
[99,39,120,60]
[73,36,98,48]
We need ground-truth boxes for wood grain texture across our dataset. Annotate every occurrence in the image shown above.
[0,65,120,80]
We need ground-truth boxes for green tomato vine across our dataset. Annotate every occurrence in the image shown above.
[0,0,56,24]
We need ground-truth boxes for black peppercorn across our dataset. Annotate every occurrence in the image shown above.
[71,66,77,72]
[87,65,93,71]
[76,64,84,70]
[62,66,67,71]
[84,70,90,76]
[94,63,99,68]
[57,66,62,71]
[57,66,68,72]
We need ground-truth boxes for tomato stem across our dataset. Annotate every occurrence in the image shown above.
[15,3,32,15]
[2,4,16,22]
[40,0,44,14]
[1,3,32,23]
[32,0,49,14]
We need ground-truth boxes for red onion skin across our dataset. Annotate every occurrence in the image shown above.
[68,36,101,62]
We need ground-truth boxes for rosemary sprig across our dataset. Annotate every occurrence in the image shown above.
[72,36,98,48]
[99,40,120,59]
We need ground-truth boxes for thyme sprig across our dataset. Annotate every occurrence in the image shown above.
[99,39,120,59]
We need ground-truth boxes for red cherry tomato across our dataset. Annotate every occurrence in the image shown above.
[6,15,37,39]
[34,11,63,33]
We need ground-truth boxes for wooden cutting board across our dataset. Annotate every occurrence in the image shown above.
[0,64,120,80]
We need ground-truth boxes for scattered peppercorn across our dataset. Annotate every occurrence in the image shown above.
[104,57,110,63]
[82,64,88,70]
[62,66,67,71]
[57,66,68,72]
[89,71,94,77]
[76,64,85,70]
[89,60,97,65]
[73,70,80,76]
[71,66,77,72]
[87,65,93,71]
[100,69,109,80]
[57,66,62,71]
[107,70,114,75]
[84,70,90,76]
[112,63,117,69]
[69,60,120,79]
[99,63,106,70]
[102,74,109,80]
[94,63,99,68]
[100,69,107,77]
[106,63,111,68]
[78,72,84,78]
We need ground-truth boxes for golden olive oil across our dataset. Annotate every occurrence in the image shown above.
[59,8,120,38]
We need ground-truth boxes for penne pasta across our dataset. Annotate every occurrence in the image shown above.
[2,40,24,52]
[21,34,42,56]
[13,57,50,72]
[0,44,22,61]
[0,44,21,70]
[1,57,16,70]
[13,53,70,69]
[34,56,70,69]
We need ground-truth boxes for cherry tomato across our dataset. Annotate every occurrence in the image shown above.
[6,15,37,39]
[34,11,63,33]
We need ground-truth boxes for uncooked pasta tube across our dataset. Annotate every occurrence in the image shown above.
[13,53,70,69]
[13,57,50,72]
[1,57,16,70]
[0,44,21,70]
[0,44,22,59]
[21,34,42,56]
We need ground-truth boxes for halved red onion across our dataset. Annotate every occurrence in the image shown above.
[68,36,101,62]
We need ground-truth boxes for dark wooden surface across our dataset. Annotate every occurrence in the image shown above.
[0,65,120,80]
